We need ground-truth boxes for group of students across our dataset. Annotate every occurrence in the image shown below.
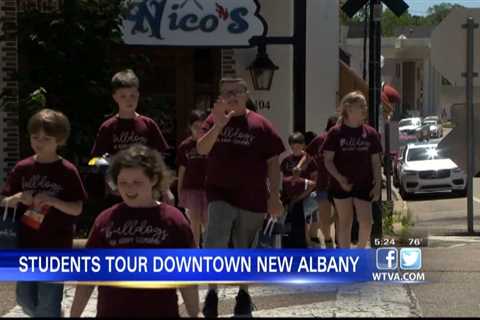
[280,90,382,251]
[0,68,382,318]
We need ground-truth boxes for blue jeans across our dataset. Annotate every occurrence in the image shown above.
[16,282,64,317]
[303,192,319,223]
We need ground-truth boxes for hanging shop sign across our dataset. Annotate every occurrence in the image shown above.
[122,0,267,46]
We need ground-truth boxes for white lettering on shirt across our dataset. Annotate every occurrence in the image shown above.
[218,127,255,146]
[104,219,169,246]
[22,175,63,196]
[339,137,371,152]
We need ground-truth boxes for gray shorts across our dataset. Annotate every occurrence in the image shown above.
[204,201,265,249]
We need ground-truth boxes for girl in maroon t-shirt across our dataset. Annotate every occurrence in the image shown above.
[70,145,199,318]
[323,92,382,249]
[177,109,209,247]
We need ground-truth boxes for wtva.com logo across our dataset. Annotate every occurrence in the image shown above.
[376,248,422,271]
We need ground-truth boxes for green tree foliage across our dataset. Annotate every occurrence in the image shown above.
[424,3,464,25]
[381,9,422,37]
[17,0,130,163]
[341,2,464,37]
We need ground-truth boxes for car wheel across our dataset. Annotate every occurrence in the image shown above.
[399,185,410,200]
[393,172,399,187]
[456,188,467,197]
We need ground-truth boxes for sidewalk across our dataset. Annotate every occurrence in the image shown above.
[2,183,425,318]
[409,242,480,317]
[7,194,480,316]
[2,283,420,318]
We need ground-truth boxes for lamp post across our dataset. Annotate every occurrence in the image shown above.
[247,44,279,91]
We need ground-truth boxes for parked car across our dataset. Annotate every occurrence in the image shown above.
[424,115,440,123]
[415,124,431,142]
[393,145,406,188]
[422,119,443,138]
[395,143,466,199]
[399,117,422,137]
[399,118,422,146]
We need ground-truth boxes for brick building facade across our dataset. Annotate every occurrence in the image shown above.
[0,1,344,182]
[0,0,20,182]
[0,1,64,182]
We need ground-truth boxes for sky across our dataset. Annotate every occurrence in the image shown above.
[406,0,480,16]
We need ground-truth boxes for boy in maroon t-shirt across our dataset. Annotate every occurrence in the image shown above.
[280,132,316,248]
[91,69,168,157]
[323,92,382,249]
[177,109,209,247]
[1,109,87,317]
[197,78,285,317]
[70,145,199,318]
[89,69,172,205]
[295,116,339,248]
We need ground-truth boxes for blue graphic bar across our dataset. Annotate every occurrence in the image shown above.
[0,249,378,283]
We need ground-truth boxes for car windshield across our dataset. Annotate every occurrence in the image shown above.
[400,119,414,126]
[423,120,436,125]
[407,147,448,161]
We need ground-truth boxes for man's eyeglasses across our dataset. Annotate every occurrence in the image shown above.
[220,89,247,98]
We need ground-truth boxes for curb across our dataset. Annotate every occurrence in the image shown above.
[391,185,402,202]
[384,178,408,217]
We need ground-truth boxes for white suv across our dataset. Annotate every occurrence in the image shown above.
[395,143,466,199]
[399,117,422,137]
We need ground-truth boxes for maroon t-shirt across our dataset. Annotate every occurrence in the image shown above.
[306,132,330,192]
[1,157,87,248]
[177,136,207,190]
[86,202,194,318]
[280,154,316,179]
[90,115,169,157]
[280,154,317,202]
[322,124,382,193]
[202,111,285,213]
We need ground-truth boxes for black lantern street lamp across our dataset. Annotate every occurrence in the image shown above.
[247,44,279,91]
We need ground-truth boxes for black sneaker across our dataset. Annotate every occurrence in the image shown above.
[309,237,321,248]
[203,290,218,318]
[324,239,334,248]
[234,289,255,317]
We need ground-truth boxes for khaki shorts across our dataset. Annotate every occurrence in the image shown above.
[204,201,265,249]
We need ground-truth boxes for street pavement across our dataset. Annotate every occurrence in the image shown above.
[407,188,480,236]
[393,127,480,317]
[6,241,480,318]
[4,128,480,318]
[409,242,480,317]
[2,283,420,318]
[400,127,480,237]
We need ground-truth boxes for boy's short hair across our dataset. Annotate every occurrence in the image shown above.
[28,108,71,145]
[288,132,305,145]
[219,77,249,92]
[304,131,317,146]
[189,109,208,125]
[112,69,140,93]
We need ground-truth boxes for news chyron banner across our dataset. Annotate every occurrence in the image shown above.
[0,249,425,286]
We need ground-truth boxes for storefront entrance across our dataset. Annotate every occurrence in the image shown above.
[111,46,221,147]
